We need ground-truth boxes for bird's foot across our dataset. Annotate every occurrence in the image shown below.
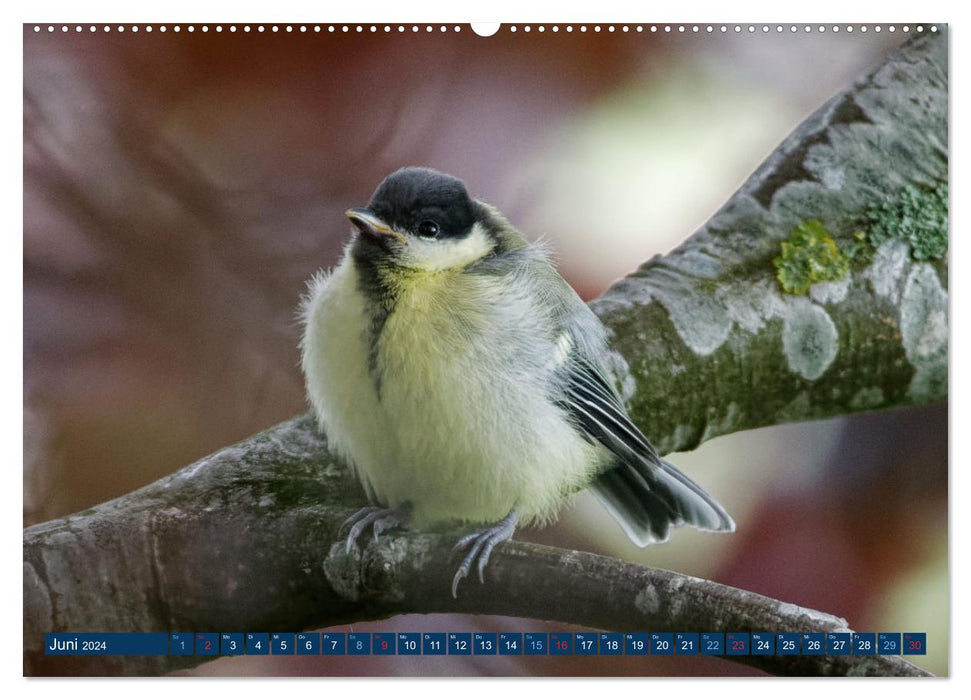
[451,509,519,598]
[339,502,412,553]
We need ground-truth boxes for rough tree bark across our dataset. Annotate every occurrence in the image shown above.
[23,29,946,677]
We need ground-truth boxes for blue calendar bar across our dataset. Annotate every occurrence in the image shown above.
[574,632,597,655]
[676,633,698,655]
[853,633,876,655]
[170,633,193,656]
[625,632,648,655]
[43,630,928,657]
[600,632,622,655]
[700,632,724,655]
[751,632,774,656]
[550,632,572,655]
[827,632,851,656]
[246,633,269,655]
[423,632,446,655]
[321,632,345,655]
[650,632,673,656]
[373,632,395,655]
[903,633,926,655]
[801,632,824,655]
[195,632,218,656]
[525,633,548,655]
[726,632,749,656]
[499,633,522,655]
[220,633,244,655]
[296,633,319,655]
[776,633,799,656]
[448,633,471,655]
[398,632,421,655]
[44,633,169,655]
[347,633,371,655]
[878,632,901,655]
[473,633,496,655]
[271,633,294,655]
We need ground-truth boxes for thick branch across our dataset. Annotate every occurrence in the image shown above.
[23,414,929,676]
[24,31,946,676]
[594,29,947,454]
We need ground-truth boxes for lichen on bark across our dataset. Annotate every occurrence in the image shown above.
[773,220,850,295]
[864,183,948,261]
[593,29,947,451]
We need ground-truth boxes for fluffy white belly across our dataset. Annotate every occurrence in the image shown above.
[301,259,604,528]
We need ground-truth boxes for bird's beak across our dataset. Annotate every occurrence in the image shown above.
[345,208,408,245]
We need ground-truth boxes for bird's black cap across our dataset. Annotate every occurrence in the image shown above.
[367,167,479,239]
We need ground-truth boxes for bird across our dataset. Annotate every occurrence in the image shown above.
[300,166,734,597]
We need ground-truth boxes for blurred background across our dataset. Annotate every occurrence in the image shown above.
[23,23,946,676]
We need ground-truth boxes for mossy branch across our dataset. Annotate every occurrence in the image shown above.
[23,30,946,677]
[594,29,947,453]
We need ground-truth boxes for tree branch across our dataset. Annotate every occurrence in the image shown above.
[593,29,947,454]
[23,30,946,676]
[23,414,929,676]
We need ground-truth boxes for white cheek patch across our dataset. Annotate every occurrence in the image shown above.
[400,222,495,271]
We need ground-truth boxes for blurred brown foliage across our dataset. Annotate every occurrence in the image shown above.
[23,28,644,524]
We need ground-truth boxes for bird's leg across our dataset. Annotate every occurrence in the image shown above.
[451,509,519,598]
[339,502,412,553]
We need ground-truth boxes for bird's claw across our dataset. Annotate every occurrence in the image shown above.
[451,509,518,598]
[340,503,411,553]
[338,506,378,539]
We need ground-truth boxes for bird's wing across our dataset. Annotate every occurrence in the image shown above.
[559,348,735,545]
[480,241,733,545]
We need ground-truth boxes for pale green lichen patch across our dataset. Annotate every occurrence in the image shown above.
[774,220,850,295]
[653,285,732,356]
[865,183,948,262]
[864,240,910,302]
[592,272,733,357]
[781,299,839,380]
[721,278,788,335]
[900,264,948,401]
[809,276,852,305]
[628,273,732,356]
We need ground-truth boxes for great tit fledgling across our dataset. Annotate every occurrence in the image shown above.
[301,167,734,596]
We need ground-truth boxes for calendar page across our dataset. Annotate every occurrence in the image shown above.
[23,19,948,678]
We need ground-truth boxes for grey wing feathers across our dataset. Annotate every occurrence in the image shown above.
[487,241,733,545]
[561,351,735,546]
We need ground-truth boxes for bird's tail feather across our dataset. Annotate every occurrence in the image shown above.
[591,455,734,547]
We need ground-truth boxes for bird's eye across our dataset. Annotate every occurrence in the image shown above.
[417,220,440,239]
